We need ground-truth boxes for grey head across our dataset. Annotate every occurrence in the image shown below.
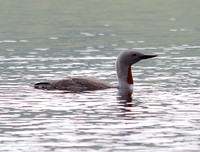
[116,50,157,66]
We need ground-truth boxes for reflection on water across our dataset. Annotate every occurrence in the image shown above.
[1,0,200,151]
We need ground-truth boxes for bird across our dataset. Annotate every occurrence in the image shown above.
[34,50,157,92]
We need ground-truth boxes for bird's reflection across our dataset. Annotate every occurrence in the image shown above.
[117,88,141,118]
[117,88,133,106]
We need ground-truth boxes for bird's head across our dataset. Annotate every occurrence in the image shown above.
[117,50,157,66]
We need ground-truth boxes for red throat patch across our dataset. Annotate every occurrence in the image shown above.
[126,66,133,84]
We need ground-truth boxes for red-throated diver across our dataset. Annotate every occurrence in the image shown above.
[34,50,157,92]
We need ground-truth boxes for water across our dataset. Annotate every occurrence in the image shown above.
[0,0,200,151]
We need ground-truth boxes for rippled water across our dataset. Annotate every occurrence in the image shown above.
[0,0,200,152]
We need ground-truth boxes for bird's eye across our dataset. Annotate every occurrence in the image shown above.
[132,54,136,56]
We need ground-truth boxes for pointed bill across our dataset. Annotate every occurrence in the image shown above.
[139,54,158,59]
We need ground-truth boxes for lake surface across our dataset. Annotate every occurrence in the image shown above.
[0,0,200,151]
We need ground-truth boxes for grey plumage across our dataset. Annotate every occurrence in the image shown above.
[34,78,113,92]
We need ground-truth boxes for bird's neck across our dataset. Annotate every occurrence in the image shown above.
[127,66,133,85]
[116,63,134,89]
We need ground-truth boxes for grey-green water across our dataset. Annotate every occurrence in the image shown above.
[0,0,200,151]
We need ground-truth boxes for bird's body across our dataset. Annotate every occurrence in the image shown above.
[34,77,113,92]
[34,50,157,92]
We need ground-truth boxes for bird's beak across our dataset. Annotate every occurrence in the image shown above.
[139,54,158,59]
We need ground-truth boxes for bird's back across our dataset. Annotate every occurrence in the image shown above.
[34,78,113,92]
